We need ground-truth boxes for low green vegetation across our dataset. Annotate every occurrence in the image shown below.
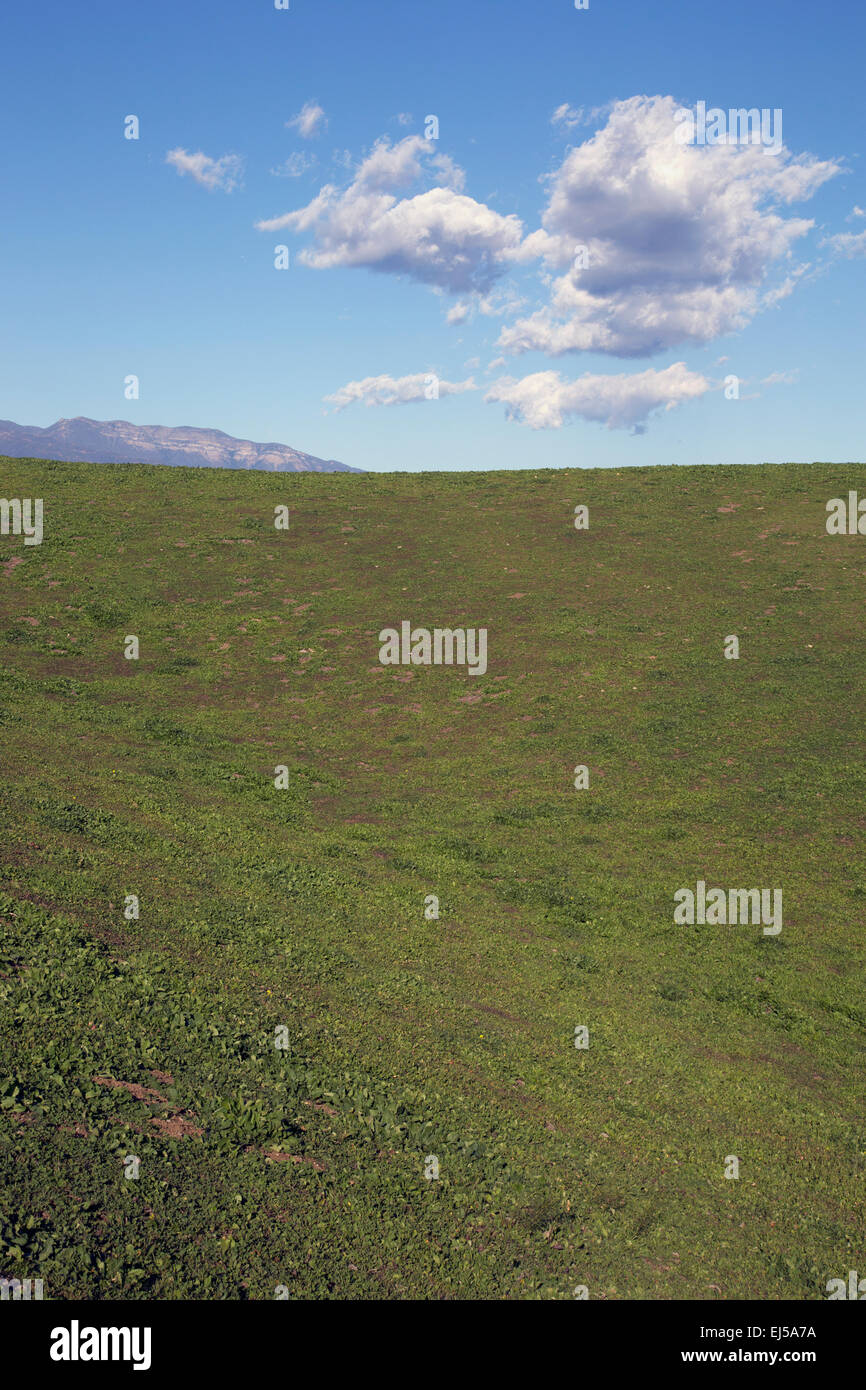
[0,457,863,1299]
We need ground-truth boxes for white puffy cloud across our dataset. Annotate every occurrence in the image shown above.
[287,101,327,139]
[165,148,243,192]
[484,361,710,430]
[498,95,839,358]
[325,372,477,410]
[256,135,525,293]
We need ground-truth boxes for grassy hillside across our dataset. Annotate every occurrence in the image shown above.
[0,456,864,1300]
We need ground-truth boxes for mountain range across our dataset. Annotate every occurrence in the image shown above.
[0,417,360,472]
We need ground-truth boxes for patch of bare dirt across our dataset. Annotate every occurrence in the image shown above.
[150,1115,203,1139]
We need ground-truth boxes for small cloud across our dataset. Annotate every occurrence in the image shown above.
[551,101,613,132]
[551,103,586,131]
[287,101,327,139]
[165,148,243,192]
[478,286,526,317]
[848,204,865,219]
[270,152,317,178]
[325,372,477,410]
[823,227,866,258]
[762,274,804,308]
[760,369,800,386]
[396,112,413,127]
[444,287,526,326]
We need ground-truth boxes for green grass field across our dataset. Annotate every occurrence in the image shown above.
[1,456,864,1300]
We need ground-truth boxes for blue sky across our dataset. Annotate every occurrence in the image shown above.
[1,0,863,472]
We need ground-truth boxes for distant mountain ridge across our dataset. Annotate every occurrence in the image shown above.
[0,417,361,473]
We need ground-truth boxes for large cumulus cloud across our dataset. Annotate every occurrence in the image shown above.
[498,95,840,358]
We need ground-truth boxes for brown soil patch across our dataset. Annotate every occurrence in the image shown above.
[264,1150,325,1169]
[93,1076,170,1105]
[303,1099,338,1116]
[150,1114,203,1139]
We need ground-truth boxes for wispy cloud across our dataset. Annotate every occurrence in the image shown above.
[325,372,477,410]
[165,148,244,192]
[760,369,800,386]
[287,101,327,139]
[445,286,527,325]
[822,227,866,258]
[270,151,317,178]
[551,103,586,131]
[551,101,613,132]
